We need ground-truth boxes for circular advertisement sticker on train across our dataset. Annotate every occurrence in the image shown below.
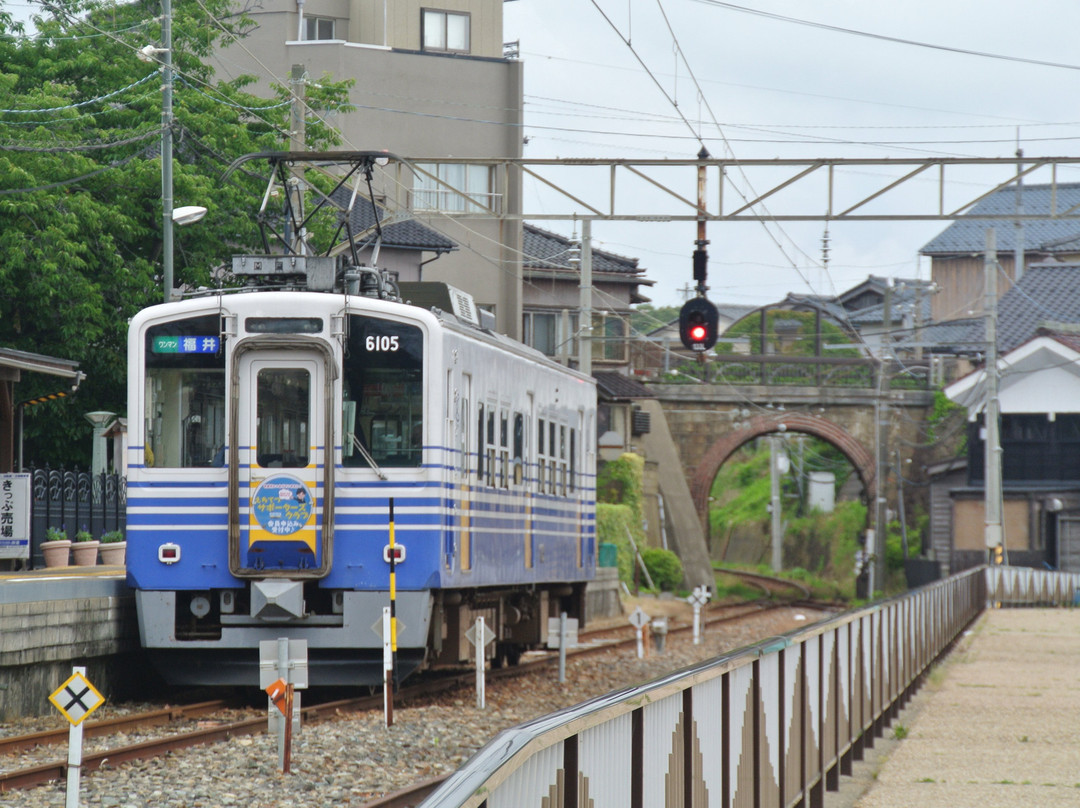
[251,474,313,535]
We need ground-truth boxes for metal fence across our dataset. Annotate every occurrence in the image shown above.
[666,355,933,391]
[26,466,126,568]
[419,566,1080,808]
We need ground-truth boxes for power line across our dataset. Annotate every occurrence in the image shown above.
[0,150,143,195]
[0,71,159,114]
[0,127,162,152]
[691,0,1080,73]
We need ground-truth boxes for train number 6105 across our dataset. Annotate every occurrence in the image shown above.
[366,335,400,352]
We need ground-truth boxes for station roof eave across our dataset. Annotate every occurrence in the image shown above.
[0,348,83,383]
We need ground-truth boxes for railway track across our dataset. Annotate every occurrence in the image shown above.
[0,598,825,796]
[351,598,821,808]
[717,567,813,600]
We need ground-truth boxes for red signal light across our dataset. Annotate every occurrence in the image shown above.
[678,297,719,352]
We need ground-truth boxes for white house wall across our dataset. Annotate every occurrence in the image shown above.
[999,360,1080,413]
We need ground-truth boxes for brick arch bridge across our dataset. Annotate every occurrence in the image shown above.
[646,383,934,530]
[687,412,876,518]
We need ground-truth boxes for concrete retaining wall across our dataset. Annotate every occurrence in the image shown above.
[0,576,139,719]
[585,566,623,623]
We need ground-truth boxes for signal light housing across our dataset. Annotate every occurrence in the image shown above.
[679,297,719,352]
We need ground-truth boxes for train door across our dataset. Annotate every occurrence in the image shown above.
[229,347,332,577]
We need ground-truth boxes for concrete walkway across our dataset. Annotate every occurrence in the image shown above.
[843,608,1080,808]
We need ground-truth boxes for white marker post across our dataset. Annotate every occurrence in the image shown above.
[475,616,486,709]
[546,614,579,684]
[49,667,105,808]
[259,638,308,774]
[688,586,710,645]
[558,612,568,683]
[383,606,394,727]
[628,606,650,659]
[464,616,496,709]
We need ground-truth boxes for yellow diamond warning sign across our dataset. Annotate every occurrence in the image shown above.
[49,671,105,726]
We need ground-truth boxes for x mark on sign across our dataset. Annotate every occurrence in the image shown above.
[49,672,105,726]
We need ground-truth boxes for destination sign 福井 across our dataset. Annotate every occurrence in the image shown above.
[152,336,220,354]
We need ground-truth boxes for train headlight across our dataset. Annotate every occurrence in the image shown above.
[383,544,406,564]
[158,543,181,564]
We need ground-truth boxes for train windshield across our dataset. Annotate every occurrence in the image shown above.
[143,314,225,468]
[342,315,424,468]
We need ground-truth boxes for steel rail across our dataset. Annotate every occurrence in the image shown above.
[718,568,813,599]
[357,776,450,808]
[351,600,820,808]
[0,699,231,755]
[0,599,821,794]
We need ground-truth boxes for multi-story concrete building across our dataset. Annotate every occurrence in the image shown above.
[211,0,525,336]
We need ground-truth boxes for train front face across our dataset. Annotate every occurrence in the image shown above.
[126,293,437,686]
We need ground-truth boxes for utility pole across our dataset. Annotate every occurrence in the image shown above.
[984,228,1004,562]
[770,433,784,572]
[1014,146,1025,284]
[161,0,174,302]
[871,282,892,591]
[578,219,593,376]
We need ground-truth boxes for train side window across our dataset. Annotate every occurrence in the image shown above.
[548,422,557,494]
[499,411,509,489]
[486,408,496,487]
[569,427,576,493]
[537,418,545,492]
[476,403,484,481]
[144,314,225,468]
[513,413,524,486]
[559,425,567,495]
[459,397,469,476]
[458,372,471,478]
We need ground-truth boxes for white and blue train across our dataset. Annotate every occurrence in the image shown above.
[126,259,596,686]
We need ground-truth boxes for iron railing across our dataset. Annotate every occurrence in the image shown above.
[664,355,932,391]
[25,466,126,568]
[419,566,1078,808]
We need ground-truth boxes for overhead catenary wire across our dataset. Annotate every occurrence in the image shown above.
[690,0,1080,73]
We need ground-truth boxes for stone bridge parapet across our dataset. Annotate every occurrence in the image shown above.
[644,384,935,524]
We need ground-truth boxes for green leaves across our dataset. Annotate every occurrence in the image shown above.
[0,0,355,467]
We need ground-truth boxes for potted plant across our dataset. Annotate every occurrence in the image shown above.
[71,528,100,567]
[41,527,71,568]
[99,530,127,566]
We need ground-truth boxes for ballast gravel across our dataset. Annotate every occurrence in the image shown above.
[4,604,823,808]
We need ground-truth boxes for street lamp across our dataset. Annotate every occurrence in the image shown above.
[173,205,207,226]
[84,411,117,478]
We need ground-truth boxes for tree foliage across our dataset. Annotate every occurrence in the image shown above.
[0,0,352,467]
[641,546,682,592]
[629,303,680,337]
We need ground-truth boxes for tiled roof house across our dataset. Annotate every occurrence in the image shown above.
[920,183,1080,322]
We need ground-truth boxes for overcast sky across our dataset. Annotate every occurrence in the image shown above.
[8,0,1080,310]
[504,0,1080,308]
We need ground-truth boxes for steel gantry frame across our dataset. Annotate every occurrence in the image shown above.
[243,151,1079,588]
[388,154,1080,223]
[381,152,1080,589]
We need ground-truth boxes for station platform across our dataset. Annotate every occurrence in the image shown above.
[850,607,1080,808]
[0,564,128,599]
